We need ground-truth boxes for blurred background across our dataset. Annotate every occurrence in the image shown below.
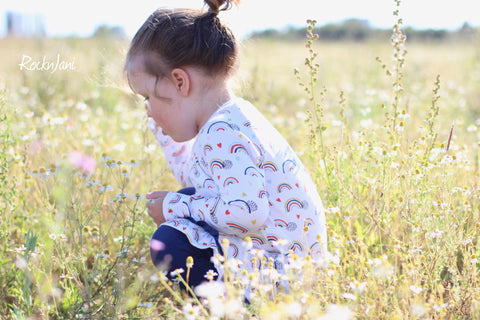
[1,0,479,39]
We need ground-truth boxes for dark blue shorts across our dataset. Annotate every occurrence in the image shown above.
[150,187,219,288]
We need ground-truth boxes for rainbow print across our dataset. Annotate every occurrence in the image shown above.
[289,241,304,253]
[180,201,192,217]
[243,121,251,127]
[203,144,213,155]
[207,121,233,133]
[210,159,226,172]
[261,161,279,173]
[244,166,264,178]
[266,235,279,243]
[277,183,292,193]
[228,199,251,213]
[192,228,200,241]
[230,143,247,154]
[303,218,314,228]
[228,243,239,257]
[310,242,322,254]
[159,136,172,147]
[249,235,266,246]
[169,220,180,227]
[208,198,221,216]
[203,178,216,190]
[172,145,186,157]
[196,209,206,221]
[258,190,267,198]
[223,176,240,187]
[285,198,304,212]
[169,194,182,204]
[274,219,288,228]
[282,159,297,173]
[226,222,248,233]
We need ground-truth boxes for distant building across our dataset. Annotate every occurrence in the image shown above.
[5,11,46,37]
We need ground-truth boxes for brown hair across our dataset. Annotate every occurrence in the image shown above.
[126,0,239,79]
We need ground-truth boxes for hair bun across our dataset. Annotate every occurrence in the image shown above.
[204,0,238,14]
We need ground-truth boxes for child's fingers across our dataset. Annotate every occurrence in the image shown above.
[146,191,165,199]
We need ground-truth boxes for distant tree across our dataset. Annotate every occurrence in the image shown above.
[247,18,479,42]
[91,25,127,39]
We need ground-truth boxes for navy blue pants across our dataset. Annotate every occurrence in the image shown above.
[150,187,218,288]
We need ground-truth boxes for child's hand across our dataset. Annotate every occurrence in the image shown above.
[146,191,169,227]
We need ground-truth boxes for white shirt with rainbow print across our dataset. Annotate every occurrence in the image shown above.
[149,96,327,272]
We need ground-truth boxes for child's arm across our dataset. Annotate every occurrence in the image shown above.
[162,127,270,237]
[148,119,194,187]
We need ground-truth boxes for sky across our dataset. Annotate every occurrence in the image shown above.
[1,0,479,38]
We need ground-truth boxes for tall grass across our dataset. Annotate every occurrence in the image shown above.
[1,3,480,318]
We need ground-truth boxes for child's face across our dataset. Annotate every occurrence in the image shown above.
[127,56,199,142]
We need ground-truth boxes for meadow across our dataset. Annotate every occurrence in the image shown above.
[1,15,480,319]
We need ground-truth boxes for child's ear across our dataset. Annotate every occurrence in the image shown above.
[170,68,190,97]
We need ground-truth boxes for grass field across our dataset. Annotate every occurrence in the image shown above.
[1,18,480,319]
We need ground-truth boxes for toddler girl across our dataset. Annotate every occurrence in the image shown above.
[125,0,327,288]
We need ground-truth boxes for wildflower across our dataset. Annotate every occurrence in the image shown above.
[116,248,129,257]
[467,124,477,132]
[410,245,423,254]
[144,144,157,153]
[113,143,126,151]
[82,139,94,146]
[319,304,353,320]
[75,102,87,110]
[360,119,373,128]
[433,302,448,312]
[101,153,110,162]
[104,159,117,169]
[132,257,147,264]
[60,273,74,280]
[204,269,218,281]
[398,109,410,119]
[170,268,185,278]
[29,168,51,181]
[132,193,145,201]
[10,245,27,254]
[85,180,98,187]
[471,254,477,264]
[211,253,225,266]
[195,280,225,299]
[186,256,194,269]
[109,192,129,203]
[428,229,443,239]
[129,159,139,167]
[138,302,154,308]
[342,292,357,301]
[326,206,340,214]
[68,150,96,174]
[409,285,423,294]
[121,169,129,178]
[95,253,108,259]
[150,271,167,282]
[183,303,201,320]
[349,281,367,294]
[99,183,113,192]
